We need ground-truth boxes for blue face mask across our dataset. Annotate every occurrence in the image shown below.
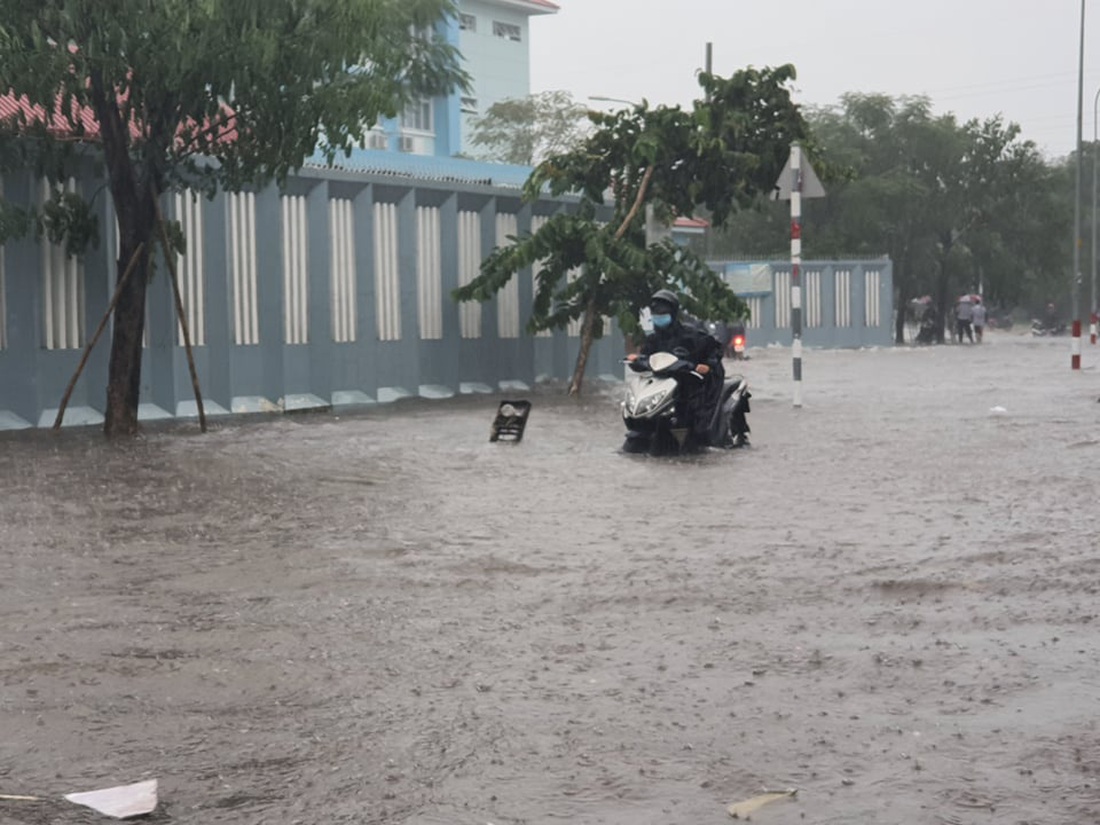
[651,313,672,329]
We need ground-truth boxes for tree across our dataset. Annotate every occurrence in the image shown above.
[468,90,589,166]
[791,94,1065,343]
[0,0,467,435]
[455,67,812,395]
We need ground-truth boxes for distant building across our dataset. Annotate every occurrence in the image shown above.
[455,0,559,155]
[353,0,558,161]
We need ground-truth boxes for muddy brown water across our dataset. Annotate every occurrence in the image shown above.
[2,333,1099,824]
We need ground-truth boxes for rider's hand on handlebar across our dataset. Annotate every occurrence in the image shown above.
[626,353,640,362]
[695,364,710,375]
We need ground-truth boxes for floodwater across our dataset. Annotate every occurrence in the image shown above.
[2,333,1099,825]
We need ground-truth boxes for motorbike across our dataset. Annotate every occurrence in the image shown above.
[621,351,751,455]
[729,327,747,360]
[1031,318,1066,336]
[706,320,748,359]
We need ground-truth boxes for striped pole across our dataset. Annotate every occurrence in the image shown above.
[791,143,803,407]
[1072,0,1084,368]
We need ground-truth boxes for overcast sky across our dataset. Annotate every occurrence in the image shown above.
[530,0,1100,160]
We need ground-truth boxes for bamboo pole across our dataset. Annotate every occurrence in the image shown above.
[53,243,145,430]
[153,198,207,433]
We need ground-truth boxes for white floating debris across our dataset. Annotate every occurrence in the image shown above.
[64,779,158,819]
[989,406,1007,415]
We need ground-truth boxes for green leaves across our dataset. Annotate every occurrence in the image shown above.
[38,187,99,257]
[457,65,794,363]
[0,0,469,243]
[767,93,1065,319]
[469,90,590,166]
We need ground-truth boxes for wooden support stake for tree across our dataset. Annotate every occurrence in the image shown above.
[153,198,207,433]
[53,243,145,431]
[568,165,655,396]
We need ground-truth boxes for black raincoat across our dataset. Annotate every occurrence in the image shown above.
[639,318,725,440]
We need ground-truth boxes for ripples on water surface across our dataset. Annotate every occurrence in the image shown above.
[1,334,1098,824]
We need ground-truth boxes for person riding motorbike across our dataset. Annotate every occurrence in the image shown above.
[627,289,725,440]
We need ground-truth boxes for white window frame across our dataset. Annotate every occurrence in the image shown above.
[402,98,433,134]
[460,96,478,115]
[493,21,522,42]
[459,13,476,31]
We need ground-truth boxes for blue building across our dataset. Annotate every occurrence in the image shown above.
[353,0,559,160]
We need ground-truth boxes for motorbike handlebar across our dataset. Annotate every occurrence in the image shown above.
[624,356,706,379]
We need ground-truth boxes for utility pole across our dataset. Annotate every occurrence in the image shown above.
[1072,0,1085,368]
[704,42,713,103]
[1093,84,1099,344]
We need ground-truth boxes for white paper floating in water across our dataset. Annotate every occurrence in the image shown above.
[989,406,1007,415]
[727,788,797,819]
[63,779,158,819]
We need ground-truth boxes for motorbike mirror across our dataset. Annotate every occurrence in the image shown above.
[648,352,678,372]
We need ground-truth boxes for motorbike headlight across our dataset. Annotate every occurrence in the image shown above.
[637,386,671,414]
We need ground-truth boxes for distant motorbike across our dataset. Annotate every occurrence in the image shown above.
[1031,318,1066,336]
[706,320,748,360]
[729,327,747,360]
[621,351,751,455]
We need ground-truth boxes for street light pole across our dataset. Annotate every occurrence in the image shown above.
[587,95,636,106]
[1093,85,1100,344]
[1072,0,1085,369]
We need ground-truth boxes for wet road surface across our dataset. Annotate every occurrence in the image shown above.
[2,332,1099,824]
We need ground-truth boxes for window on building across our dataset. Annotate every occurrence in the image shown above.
[402,98,433,133]
[493,21,522,42]
[460,97,478,115]
[459,13,476,31]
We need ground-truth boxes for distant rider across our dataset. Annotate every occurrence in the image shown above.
[628,289,724,440]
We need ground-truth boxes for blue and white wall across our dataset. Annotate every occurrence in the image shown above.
[714,260,894,349]
[0,155,623,432]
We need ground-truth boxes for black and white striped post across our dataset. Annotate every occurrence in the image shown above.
[773,142,825,407]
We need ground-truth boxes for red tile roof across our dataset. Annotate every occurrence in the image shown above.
[0,91,143,141]
[0,89,237,148]
[673,216,710,230]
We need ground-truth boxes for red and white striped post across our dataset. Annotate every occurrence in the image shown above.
[790,144,804,407]
[773,142,824,407]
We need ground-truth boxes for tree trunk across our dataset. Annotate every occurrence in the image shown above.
[893,261,908,345]
[568,293,600,396]
[934,257,951,345]
[564,166,656,397]
[88,68,162,437]
[894,290,907,344]
[104,191,156,437]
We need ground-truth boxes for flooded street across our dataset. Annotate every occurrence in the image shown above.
[2,333,1099,824]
